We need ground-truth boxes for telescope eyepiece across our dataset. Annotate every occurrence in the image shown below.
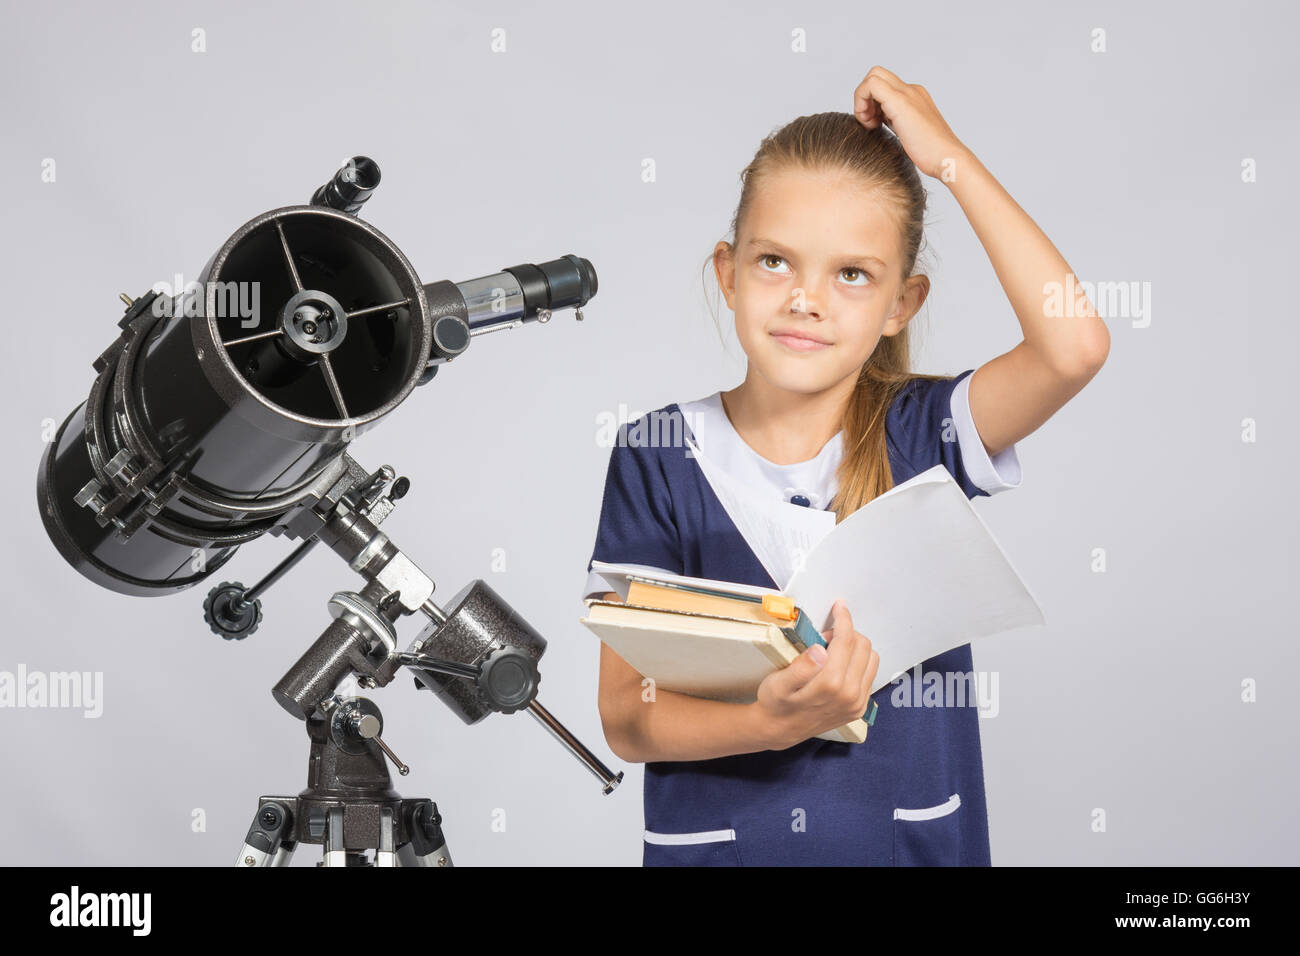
[311,156,381,215]
[504,254,597,315]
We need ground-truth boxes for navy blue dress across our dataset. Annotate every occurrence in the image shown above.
[586,370,1000,866]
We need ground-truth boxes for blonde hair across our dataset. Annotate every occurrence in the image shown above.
[704,111,949,522]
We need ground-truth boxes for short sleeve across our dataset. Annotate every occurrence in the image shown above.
[950,369,1022,495]
[582,422,684,602]
[886,369,1022,500]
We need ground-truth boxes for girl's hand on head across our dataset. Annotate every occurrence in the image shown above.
[753,598,880,749]
[853,66,969,180]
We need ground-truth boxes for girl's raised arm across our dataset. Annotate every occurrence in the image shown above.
[855,65,1110,458]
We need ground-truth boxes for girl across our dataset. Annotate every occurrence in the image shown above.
[583,66,1109,866]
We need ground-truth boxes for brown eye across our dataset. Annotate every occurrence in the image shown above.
[758,254,788,272]
[840,268,870,286]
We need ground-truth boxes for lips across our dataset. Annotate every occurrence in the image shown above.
[770,329,832,351]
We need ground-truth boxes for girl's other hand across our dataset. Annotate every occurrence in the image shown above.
[853,65,968,179]
[753,598,880,749]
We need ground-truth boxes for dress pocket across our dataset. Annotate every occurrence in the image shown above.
[891,793,962,866]
[643,828,742,867]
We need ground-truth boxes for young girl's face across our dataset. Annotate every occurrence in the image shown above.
[714,164,928,396]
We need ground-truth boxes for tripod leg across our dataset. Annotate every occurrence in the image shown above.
[375,807,397,867]
[270,841,296,866]
[236,842,275,867]
[323,806,347,867]
[236,801,294,867]
[401,800,454,867]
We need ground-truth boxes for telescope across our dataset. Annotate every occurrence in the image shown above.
[36,156,621,866]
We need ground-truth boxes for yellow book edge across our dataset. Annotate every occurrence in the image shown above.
[625,578,784,626]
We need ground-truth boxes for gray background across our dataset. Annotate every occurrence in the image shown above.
[1,0,1294,865]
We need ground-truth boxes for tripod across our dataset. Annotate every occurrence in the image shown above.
[237,696,451,867]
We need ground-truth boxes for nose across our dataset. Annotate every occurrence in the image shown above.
[791,285,824,319]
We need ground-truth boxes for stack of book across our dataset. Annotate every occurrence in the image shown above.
[582,565,877,742]
[580,465,1048,746]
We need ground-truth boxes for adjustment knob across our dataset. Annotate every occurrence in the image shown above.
[350,713,382,739]
[203,582,262,639]
[478,646,540,714]
[333,700,409,776]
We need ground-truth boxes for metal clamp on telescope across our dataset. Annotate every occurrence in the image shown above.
[37,156,621,867]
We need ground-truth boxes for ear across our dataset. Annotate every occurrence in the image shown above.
[881,273,930,337]
[713,241,737,310]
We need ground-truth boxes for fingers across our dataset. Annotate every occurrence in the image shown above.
[854,76,897,129]
[827,600,877,715]
[859,647,880,705]
[854,66,926,130]
[776,598,857,701]
[853,76,885,126]
[793,600,865,704]
[868,65,907,88]
[843,622,874,701]
[840,598,877,705]
[767,633,830,699]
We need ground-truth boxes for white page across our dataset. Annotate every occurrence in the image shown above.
[782,464,1046,693]
[588,560,774,601]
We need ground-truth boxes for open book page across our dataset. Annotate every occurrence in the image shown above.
[589,561,773,601]
[782,465,1046,693]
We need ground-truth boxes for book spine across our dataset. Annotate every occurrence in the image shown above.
[792,610,827,651]
[779,611,827,653]
[779,624,803,653]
